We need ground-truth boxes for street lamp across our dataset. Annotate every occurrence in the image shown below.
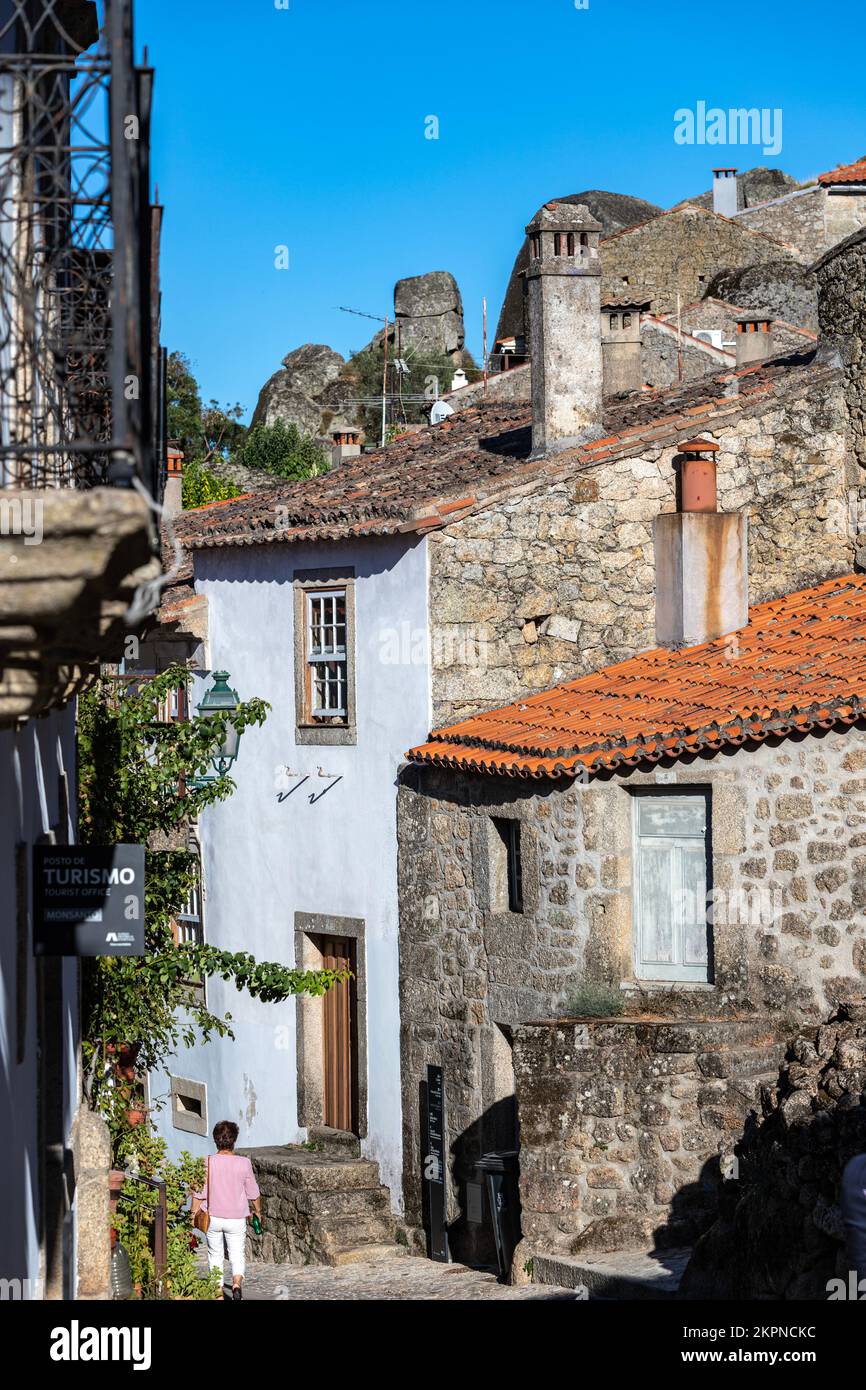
[195,671,242,782]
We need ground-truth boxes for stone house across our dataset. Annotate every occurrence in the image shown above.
[399,574,866,1260]
[734,158,866,263]
[394,215,866,1264]
[599,203,797,315]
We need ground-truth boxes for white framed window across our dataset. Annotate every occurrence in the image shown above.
[293,568,356,745]
[173,857,205,1002]
[306,588,348,722]
[632,792,711,983]
[176,878,203,947]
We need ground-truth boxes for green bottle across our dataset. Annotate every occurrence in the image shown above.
[251,1214,262,1236]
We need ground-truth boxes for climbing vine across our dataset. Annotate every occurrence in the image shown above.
[78,665,343,1146]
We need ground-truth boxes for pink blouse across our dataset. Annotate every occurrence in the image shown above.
[192,1153,260,1219]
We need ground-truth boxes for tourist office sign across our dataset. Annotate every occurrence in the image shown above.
[33,845,145,956]
[426,1063,449,1262]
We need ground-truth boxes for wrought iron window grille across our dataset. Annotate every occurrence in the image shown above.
[0,0,161,493]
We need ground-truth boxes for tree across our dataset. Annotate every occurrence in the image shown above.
[166,351,204,457]
[237,419,329,481]
[166,350,246,465]
[77,666,343,1150]
[344,342,480,443]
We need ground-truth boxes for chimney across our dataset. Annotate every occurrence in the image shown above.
[712,167,738,216]
[330,423,364,468]
[163,442,184,518]
[735,313,775,368]
[654,439,748,646]
[525,201,603,454]
[601,297,651,394]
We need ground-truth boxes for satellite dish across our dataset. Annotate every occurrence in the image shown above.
[430,400,455,425]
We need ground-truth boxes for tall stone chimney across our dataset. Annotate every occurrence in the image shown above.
[330,421,364,468]
[525,201,603,454]
[735,314,775,368]
[163,443,184,518]
[601,297,651,394]
[654,439,748,646]
[712,167,738,217]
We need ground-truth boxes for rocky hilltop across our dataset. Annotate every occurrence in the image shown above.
[252,270,467,441]
[251,343,347,438]
[674,165,803,213]
[705,259,819,331]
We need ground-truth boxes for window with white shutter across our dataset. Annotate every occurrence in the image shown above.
[632,793,711,983]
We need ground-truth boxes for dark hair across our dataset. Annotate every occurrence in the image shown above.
[213,1120,239,1151]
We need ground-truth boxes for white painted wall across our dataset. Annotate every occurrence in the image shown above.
[0,711,79,1295]
[154,535,430,1206]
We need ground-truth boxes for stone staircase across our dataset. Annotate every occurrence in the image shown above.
[241,1131,406,1267]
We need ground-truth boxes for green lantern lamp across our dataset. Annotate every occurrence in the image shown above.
[195,671,242,780]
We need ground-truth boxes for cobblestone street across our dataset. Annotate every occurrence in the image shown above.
[223,1256,575,1301]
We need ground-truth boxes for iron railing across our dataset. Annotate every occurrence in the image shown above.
[0,0,161,492]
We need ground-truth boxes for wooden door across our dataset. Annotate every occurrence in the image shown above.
[320,937,357,1133]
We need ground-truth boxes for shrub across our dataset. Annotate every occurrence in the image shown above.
[181,459,242,509]
[560,980,624,1018]
[237,419,328,480]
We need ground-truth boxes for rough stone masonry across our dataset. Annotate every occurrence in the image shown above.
[397,726,866,1258]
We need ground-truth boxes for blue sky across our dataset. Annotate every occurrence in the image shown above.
[136,0,865,420]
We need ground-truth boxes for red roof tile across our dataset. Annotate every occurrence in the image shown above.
[818,158,866,186]
[407,574,866,780]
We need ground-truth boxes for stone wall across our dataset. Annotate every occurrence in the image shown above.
[446,363,530,413]
[676,297,817,355]
[428,365,854,725]
[639,319,733,389]
[513,1017,787,1258]
[816,227,866,477]
[825,192,866,251]
[600,206,796,316]
[397,725,866,1257]
[735,187,826,263]
[681,1001,866,1299]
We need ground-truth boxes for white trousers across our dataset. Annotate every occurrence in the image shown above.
[204,1216,247,1279]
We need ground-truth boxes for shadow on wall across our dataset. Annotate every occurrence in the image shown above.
[418,1075,519,1270]
[677,1000,866,1300]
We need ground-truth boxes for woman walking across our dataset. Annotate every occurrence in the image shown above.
[191,1120,262,1300]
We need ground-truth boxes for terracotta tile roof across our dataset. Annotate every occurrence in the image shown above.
[173,351,831,552]
[818,157,866,186]
[407,574,866,780]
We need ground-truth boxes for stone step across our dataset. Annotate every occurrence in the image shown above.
[312,1211,397,1255]
[247,1149,385,1193]
[242,1144,404,1266]
[293,1186,391,1220]
[728,1044,786,1080]
[533,1247,691,1300]
[328,1243,409,1268]
[307,1126,362,1159]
